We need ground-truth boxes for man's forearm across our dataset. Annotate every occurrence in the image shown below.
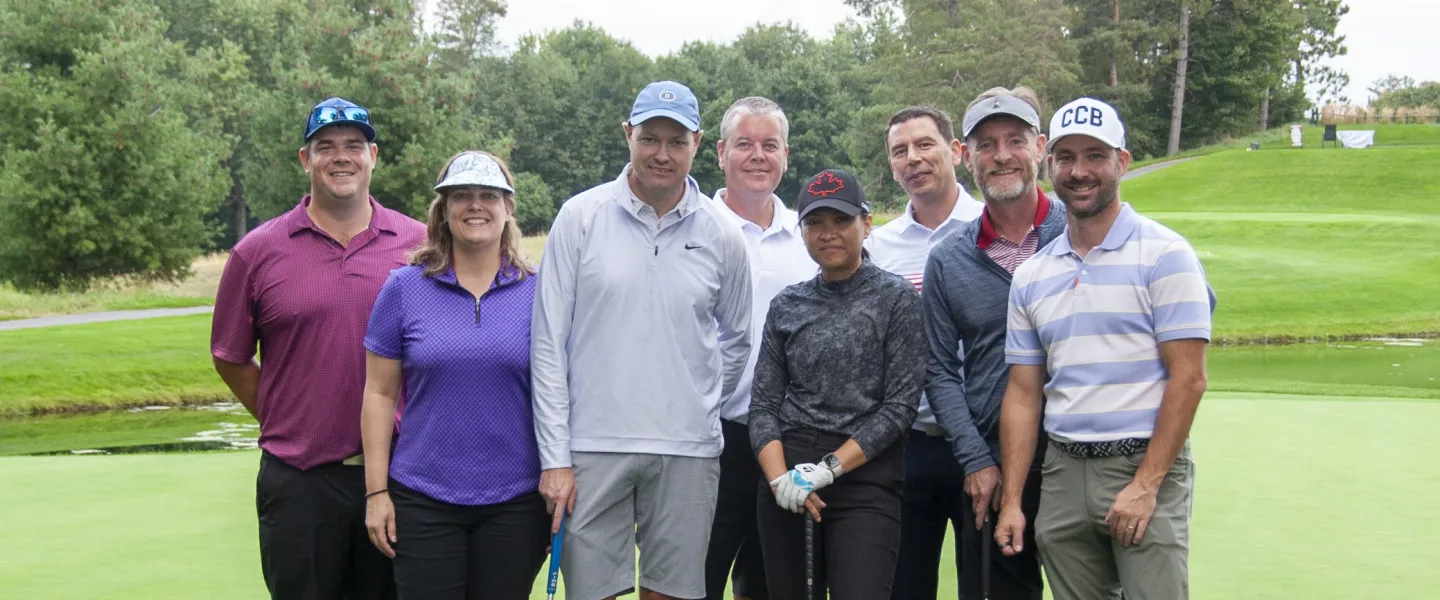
[1135,370,1206,489]
[998,369,1044,509]
[213,357,261,419]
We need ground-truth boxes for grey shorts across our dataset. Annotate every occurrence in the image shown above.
[563,452,721,600]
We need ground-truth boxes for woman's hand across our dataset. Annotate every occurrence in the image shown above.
[365,491,397,559]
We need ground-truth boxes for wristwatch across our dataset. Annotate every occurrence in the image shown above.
[820,453,844,478]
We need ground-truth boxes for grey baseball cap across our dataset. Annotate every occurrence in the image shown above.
[961,94,1041,139]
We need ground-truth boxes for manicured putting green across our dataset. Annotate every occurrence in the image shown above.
[3,393,1437,599]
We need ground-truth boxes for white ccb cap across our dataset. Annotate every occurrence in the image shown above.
[1048,97,1126,150]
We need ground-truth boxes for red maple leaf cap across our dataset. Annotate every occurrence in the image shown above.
[797,168,868,219]
[807,170,846,197]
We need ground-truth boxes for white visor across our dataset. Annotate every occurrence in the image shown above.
[434,152,514,193]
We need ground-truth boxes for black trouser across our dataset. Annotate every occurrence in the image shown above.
[256,450,395,600]
[388,480,550,600]
[892,430,969,600]
[958,467,1044,600]
[706,419,770,599]
[756,429,904,600]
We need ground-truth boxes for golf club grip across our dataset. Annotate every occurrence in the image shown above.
[546,513,567,599]
[804,515,815,599]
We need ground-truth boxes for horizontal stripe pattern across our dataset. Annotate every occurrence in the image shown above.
[1046,408,1158,440]
[1005,204,1213,441]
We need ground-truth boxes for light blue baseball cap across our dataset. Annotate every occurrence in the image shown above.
[629,81,701,132]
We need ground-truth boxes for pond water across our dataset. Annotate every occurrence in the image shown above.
[2,338,1434,455]
[1,402,257,456]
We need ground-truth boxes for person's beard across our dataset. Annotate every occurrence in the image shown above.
[1057,175,1120,219]
[976,160,1035,205]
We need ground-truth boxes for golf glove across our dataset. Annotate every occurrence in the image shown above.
[770,463,835,513]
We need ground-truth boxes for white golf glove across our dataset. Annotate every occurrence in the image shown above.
[770,463,835,513]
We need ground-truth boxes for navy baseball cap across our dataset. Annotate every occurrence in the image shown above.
[629,81,701,132]
[797,169,870,219]
[304,97,376,143]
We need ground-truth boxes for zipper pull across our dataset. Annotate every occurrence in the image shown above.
[474,296,481,325]
[654,245,659,256]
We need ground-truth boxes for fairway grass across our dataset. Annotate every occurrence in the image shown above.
[0,314,228,415]
[1122,147,1440,340]
[3,393,1437,599]
[1208,339,1440,400]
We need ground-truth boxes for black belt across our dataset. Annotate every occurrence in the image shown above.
[1051,437,1148,458]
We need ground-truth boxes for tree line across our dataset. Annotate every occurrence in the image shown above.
[0,0,1348,290]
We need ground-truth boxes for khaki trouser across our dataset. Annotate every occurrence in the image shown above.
[1034,440,1194,600]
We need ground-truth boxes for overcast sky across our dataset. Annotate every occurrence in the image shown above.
[463,0,1439,105]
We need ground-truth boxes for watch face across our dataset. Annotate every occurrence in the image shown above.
[823,454,841,469]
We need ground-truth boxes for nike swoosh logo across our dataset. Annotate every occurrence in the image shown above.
[684,243,703,250]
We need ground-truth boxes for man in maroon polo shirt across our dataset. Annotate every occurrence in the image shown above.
[211,97,424,600]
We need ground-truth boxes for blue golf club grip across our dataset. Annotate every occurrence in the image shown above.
[547,512,567,599]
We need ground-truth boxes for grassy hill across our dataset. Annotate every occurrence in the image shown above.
[1122,146,1440,340]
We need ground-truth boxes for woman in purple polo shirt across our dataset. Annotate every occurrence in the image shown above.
[359,150,547,599]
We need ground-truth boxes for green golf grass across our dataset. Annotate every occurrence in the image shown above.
[1208,339,1440,400]
[3,393,1436,599]
[1123,147,1440,216]
[0,283,215,321]
[1129,122,1440,168]
[1120,148,1440,340]
[0,314,229,415]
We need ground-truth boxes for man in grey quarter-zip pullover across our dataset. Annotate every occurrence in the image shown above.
[531,81,753,600]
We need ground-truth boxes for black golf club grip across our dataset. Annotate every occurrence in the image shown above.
[805,515,816,599]
[982,513,994,600]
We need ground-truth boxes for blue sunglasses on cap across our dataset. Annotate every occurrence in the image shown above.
[312,106,370,127]
[304,98,377,142]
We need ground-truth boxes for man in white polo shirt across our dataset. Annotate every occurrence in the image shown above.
[994,97,1214,600]
[869,106,983,600]
[704,96,816,600]
[532,80,753,600]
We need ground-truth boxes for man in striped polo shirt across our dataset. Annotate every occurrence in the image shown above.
[994,97,1214,600]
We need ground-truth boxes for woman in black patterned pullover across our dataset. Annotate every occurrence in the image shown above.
[749,169,925,599]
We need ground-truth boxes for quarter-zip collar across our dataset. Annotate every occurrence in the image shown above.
[431,264,527,325]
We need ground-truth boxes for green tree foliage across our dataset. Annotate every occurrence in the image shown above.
[0,0,232,290]
[511,171,557,234]
[495,23,653,204]
[655,25,864,203]
[1373,81,1440,110]
[1179,0,1307,145]
[0,0,1360,289]
[1294,0,1350,106]
[432,0,508,70]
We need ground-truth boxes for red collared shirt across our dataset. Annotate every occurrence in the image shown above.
[211,195,424,470]
[977,186,1050,274]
